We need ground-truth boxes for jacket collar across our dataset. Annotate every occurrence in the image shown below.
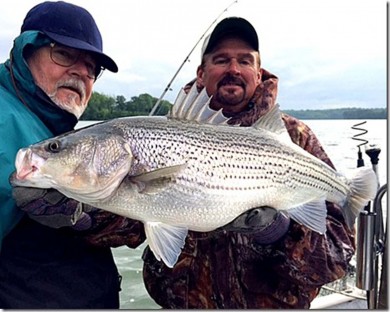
[224,68,279,126]
[2,31,77,135]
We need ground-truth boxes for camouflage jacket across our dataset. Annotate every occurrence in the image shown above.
[141,69,356,309]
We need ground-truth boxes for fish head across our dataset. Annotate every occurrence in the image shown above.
[11,130,133,203]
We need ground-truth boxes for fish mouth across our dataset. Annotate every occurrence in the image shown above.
[14,149,46,181]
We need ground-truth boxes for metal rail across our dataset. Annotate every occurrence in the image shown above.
[355,143,387,309]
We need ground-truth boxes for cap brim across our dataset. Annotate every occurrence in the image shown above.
[44,31,118,73]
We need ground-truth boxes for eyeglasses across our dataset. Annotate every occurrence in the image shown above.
[49,42,104,80]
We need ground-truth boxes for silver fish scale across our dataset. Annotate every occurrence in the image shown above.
[103,117,350,230]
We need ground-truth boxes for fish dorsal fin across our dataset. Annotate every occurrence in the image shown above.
[168,84,230,125]
[252,104,291,141]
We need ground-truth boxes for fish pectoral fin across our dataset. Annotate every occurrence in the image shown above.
[130,164,186,194]
[287,198,327,234]
[145,221,188,268]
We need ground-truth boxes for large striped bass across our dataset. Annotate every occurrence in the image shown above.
[11,84,377,268]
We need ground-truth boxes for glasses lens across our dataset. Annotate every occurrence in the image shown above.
[50,43,101,80]
[50,43,80,67]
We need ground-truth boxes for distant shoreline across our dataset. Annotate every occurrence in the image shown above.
[81,92,387,121]
[282,107,387,120]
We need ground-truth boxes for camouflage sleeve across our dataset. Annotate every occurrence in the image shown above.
[271,114,356,286]
[77,208,146,249]
[226,203,355,307]
[282,114,335,168]
[219,115,356,305]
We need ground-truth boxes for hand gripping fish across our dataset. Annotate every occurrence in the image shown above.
[11,84,378,268]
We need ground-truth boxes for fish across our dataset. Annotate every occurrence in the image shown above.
[10,84,378,268]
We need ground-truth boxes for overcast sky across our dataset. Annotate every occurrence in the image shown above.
[1,0,387,110]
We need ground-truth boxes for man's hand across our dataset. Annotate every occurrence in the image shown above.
[12,186,94,231]
[221,207,290,244]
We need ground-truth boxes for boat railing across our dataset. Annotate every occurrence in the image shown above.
[312,184,387,310]
[356,183,387,309]
[312,126,388,310]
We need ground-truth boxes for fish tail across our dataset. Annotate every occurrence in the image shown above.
[343,166,378,228]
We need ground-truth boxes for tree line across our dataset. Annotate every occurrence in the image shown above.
[81,91,387,120]
[81,92,171,120]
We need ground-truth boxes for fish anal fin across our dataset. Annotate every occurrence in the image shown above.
[145,221,188,268]
[287,198,327,234]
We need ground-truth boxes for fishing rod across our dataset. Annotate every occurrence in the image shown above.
[149,0,238,116]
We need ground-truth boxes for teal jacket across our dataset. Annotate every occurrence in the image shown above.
[0,31,78,248]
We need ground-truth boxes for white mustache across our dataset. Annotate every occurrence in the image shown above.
[57,78,86,101]
[49,78,88,118]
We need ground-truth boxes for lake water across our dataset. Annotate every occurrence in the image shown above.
[77,119,387,309]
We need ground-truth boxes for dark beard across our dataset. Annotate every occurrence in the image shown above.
[215,74,246,106]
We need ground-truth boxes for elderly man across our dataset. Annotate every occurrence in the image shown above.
[0,1,144,308]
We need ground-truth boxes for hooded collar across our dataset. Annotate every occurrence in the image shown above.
[226,68,279,126]
[1,31,78,135]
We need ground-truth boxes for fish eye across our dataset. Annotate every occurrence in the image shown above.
[47,141,61,153]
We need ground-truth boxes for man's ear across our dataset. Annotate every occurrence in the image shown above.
[257,68,263,84]
[196,65,204,87]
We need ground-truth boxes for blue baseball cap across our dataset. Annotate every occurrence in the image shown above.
[21,1,118,73]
